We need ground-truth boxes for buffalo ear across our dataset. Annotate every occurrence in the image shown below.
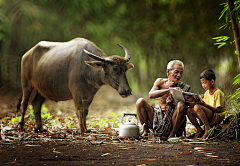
[127,63,134,70]
[85,61,104,68]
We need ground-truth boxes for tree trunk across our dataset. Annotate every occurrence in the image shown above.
[228,0,240,66]
[0,41,2,88]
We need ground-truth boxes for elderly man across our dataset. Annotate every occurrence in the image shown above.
[136,60,190,138]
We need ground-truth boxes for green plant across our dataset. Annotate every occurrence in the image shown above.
[11,116,21,124]
[212,1,240,49]
[90,112,121,129]
[52,117,61,127]
[212,0,240,67]
[212,36,231,48]
[66,116,75,128]
[228,74,240,116]
[1,117,11,124]
[28,105,35,120]
[12,104,52,127]
[225,74,240,140]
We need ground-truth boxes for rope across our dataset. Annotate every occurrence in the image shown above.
[105,72,160,101]
[130,92,160,101]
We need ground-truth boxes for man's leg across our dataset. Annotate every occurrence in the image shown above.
[136,98,154,136]
[186,107,204,139]
[169,101,186,138]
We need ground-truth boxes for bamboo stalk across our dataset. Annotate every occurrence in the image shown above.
[227,0,240,66]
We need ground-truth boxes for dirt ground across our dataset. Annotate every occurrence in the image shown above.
[0,87,240,166]
[1,137,240,166]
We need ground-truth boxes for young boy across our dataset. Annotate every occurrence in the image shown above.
[187,69,226,140]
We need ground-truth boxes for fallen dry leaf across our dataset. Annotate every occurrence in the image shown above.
[180,152,192,155]
[0,142,13,145]
[197,148,213,152]
[205,155,219,158]
[53,148,61,153]
[101,153,111,156]
[216,159,229,161]
[2,159,16,165]
[140,159,156,161]
[53,150,61,154]
[25,144,41,147]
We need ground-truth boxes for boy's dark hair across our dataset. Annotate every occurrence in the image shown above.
[200,69,216,81]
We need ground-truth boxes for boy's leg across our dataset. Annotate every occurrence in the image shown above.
[136,98,154,136]
[192,104,213,139]
[186,107,204,138]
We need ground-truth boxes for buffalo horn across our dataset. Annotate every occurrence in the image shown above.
[117,43,131,62]
[83,49,113,64]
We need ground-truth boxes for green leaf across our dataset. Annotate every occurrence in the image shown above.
[108,112,116,117]
[114,122,119,127]
[218,2,229,20]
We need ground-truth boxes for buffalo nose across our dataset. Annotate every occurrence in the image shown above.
[120,88,132,96]
[119,89,132,98]
[127,88,132,95]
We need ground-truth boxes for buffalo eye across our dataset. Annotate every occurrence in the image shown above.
[125,65,128,71]
[113,67,119,73]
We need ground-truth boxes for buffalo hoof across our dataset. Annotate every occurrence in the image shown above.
[76,129,89,135]
[18,122,24,131]
[35,128,48,133]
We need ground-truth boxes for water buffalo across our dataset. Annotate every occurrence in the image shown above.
[17,38,134,133]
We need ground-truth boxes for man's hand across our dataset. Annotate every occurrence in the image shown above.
[175,87,183,92]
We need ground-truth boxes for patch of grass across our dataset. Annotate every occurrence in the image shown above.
[91,112,121,129]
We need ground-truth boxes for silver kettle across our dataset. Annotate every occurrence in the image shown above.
[119,113,145,138]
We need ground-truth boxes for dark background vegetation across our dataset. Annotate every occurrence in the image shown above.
[0,0,239,99]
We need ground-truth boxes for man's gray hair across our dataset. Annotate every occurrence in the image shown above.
[167,60,184,70]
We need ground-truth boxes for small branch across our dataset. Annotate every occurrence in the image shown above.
[214,118,235,138]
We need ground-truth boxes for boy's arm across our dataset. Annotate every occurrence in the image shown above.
[200,100,222,113]
[200,90,225,113]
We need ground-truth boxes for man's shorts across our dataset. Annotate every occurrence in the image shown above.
[152,104,174,137]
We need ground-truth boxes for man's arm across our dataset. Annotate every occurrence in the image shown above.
[148,78,170,99]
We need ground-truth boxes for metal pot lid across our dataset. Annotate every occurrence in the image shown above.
[123,122,136,125]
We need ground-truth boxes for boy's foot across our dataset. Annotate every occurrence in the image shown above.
[198,138,207,141]
[201,133,209,140]
[193,129,204,139]
[200,127,211,140]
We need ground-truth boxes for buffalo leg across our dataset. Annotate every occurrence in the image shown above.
[82,98,93,132]
[74,97,84,134]
[16,95,23,114]
[76,108,84,134]
[31,93,45,131]
[19,85,33,130]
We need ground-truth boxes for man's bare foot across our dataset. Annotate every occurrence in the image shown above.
[168,130,177,138]
[168,134,175,138]
[141,132,149,137]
